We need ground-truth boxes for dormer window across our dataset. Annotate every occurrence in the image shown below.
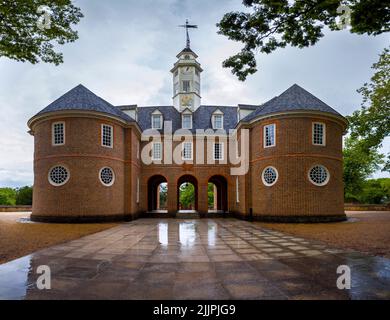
[151,110,163,129]
[212,111,224,130]
[182,113,192,129]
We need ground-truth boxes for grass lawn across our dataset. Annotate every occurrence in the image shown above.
[257,211,390,258]
[0,212,117,264]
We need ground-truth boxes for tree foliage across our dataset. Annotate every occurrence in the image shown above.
[346,178,390,204]
[0,187,17,205]
[217,0,390,80]
[0,186,32,205]
[179,183,195,209]
[15,186,33,205]
[343,47,390,197]
[0,0,83,65]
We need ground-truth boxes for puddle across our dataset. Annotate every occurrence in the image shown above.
[0,255,32,300]
[18,217,35,224]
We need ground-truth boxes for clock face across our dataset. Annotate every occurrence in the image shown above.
[181,95,193,106]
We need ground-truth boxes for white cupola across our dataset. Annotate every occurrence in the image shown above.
[171,20,202,112]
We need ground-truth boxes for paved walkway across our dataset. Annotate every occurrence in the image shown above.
[0,219,389,300]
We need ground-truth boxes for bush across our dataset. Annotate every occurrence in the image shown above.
[15,186,33,205]
[0,188,17,205]
[351,178,390,204]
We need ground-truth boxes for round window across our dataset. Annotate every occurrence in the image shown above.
[308,165,329,186]
[100,167,115,186]
[262,166,278,186]
[48,166,69,186]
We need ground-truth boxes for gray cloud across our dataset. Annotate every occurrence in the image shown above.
[0,0,388,187]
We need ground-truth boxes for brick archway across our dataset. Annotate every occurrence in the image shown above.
[147,175,168,212]
[177,175,198,212]
[208,175,228,212]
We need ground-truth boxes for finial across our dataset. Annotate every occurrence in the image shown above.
[179,19,198,49]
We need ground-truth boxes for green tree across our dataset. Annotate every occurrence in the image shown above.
[343,47,390,198]
[179,183,195,209]
[208,183,214,208]
[0,187,17,205]
[15,186,33,205]
[343,138,384,200]
[0,0,83,65]
[217,0,389,80]
[159,183,168,209]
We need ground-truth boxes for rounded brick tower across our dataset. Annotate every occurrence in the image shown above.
[28,85,140,222]
[239,84,348,222]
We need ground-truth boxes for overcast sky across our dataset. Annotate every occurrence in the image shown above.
[0,0,388,187]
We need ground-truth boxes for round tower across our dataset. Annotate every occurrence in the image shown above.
[27,85,137,222]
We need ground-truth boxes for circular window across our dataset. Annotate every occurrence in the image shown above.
[100,167,115,186]
[308,165,329,186]
[48,166,69,186]
[262,166,278,186]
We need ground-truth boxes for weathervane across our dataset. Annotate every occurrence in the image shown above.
[179,19,198,49]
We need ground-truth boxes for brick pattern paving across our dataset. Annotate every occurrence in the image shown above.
[0,219,389,300]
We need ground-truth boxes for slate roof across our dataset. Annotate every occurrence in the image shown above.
[136,105,239,132]
[32,83,344,131]
[242,84,343,122]
[35,84,134,122]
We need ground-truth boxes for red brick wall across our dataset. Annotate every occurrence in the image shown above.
[32,117,127,220]
[30,112,346,222]
[248,115,345,218]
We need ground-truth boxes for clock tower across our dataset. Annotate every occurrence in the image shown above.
[171,48,203,112]
[171,20,202,112]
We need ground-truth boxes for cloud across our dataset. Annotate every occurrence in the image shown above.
[0,0,388,187]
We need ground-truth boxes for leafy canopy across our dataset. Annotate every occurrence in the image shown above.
[343,47,390,197]
[0,0,83,65]
[217,0,390,80]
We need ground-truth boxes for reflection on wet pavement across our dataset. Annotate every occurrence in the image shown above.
[0,219,389,300]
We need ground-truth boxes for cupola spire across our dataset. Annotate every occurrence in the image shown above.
[178,19,198,49]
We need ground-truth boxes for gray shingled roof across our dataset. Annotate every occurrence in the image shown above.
[33,83,343,131]
[137,105,239,132]
[35,84,134,122]
[242,84,343,122]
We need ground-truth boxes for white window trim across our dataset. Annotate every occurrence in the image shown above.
[308,165,330,186]
[213,142,224,161]
[263,124,276,148]
[136,177,140,203]
[151,113,163,130]
[101,124,113,148]
[182,141,193,160]
[261,166,279,187]
[312,122,326,146]
[152,142,162,161]
[52,121,65,146]
[236,177,240,203]
[48,165,70,187]
[99,167,115,187]
[212,114,224,130]
[182,114,193,129]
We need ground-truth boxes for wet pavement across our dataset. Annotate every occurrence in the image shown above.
[0,219,389,300]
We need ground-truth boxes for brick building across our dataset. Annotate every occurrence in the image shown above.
[27,44,348,223]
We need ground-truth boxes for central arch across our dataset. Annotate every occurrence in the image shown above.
[208,175,228,213]
[148,175,168,212]
[177,175,198,213]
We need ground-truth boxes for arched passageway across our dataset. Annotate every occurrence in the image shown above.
[208,175,228,213]
[147,175,168,212]
[177,175,198,213]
